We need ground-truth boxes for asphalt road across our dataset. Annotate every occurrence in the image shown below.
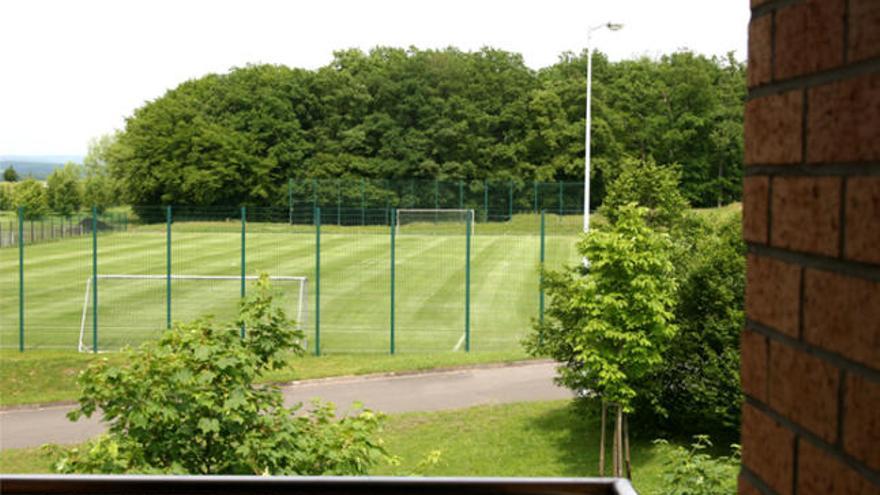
[0,361,569,450]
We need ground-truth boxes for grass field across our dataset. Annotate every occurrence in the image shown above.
[0,212,582,354]
[0,349,532,407]
[0,400,739,494]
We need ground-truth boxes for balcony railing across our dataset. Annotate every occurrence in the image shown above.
[1,475,637,494]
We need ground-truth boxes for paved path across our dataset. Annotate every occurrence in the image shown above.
[0,361,569,449]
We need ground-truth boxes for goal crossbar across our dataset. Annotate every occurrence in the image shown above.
[79,274,308,352]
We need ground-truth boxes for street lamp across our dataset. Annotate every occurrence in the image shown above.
[584,22,623,234]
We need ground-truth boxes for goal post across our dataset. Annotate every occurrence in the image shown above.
[79,274,308,352]
[395,208,475,236]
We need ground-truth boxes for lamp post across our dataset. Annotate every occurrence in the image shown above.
[584,22,623,234]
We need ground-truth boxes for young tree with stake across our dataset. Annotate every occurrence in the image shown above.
[527,203,677,478]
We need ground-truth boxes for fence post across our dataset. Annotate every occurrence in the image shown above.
[288,178,293,225]
[539,210,546,346]
[508,181,513,221]
[465,209,472,352]
[240,206,246,338]
[18,207,24,352]
[558,182,564,215]
[390,208,396,355]
[434,180,439,209]
[361,178,366,226]
[312,178,318,213]
[336,179,342,226]
[92,206,98,353]
[314,207,321,356]
[166,206,172,329]
[534,182,539,212]
[483,181,488,222]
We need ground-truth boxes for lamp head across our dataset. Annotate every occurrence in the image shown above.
[606,22,624,31]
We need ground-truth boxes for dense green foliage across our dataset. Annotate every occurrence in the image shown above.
[105,47,744,208]
[634,213,745,435]
[598,157,688,229]
[53,276,386,475]
[3,166,18,182]
[46,163,83,216]
[82,135,123,213]
[656,436,740,495]
[526,204,677,410]
[12,178,49,219]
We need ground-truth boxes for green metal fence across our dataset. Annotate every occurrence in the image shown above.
[1,201,584,354]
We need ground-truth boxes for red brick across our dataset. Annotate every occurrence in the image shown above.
[743,176,769,244]
[771,176,841,257]
[745,91,803,165]
[804,269,880,368]
[746,254,801,336]
[769,341,840,442]
[849,0,880,62]
[808,74,880,163]
[748,15,772,87]
[798,440,880,495]
[775,0,845,79]
[845,177,880,264]
[741,403,795,495]
[738,474,763,495]
[844,374,880,471]
[741,329,769,402]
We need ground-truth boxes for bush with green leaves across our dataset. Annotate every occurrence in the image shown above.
[598,156,689,230]
[51,275,387,475]
[0,183,13,210]
[12,178,49,219]
[631,213,745,437]
[46,163,83,216]
[655,435,740,495]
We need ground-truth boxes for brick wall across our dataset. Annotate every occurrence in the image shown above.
[741,0,880,494]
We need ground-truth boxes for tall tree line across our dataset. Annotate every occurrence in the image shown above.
[106,47,744,208]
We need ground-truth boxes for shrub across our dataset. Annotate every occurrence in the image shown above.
[655,435,740,495]
[633,213,745,437]
[3,166,18,182]
[51,275,387,475]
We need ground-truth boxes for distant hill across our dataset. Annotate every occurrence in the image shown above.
[0,156,84,181]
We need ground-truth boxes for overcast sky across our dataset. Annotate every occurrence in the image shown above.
[0,0,749,157]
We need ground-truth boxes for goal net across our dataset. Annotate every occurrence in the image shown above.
[395,209,474,236]
[79,275,308,352]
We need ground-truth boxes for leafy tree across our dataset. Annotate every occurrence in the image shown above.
[83,134,123,212]
[12,178,49,219]
[52,275,386,475]
[3,166,18,182]
[46,163,83,216]
[105,48,744,210]
[526,203,677,476]
[598,156,689,229]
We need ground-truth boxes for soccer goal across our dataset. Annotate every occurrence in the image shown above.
[79,274,308,352]
[395,209,475,236]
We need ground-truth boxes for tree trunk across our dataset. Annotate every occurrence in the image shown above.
[611,403,619,477]
[624,413,632,479]
[599,400,607,476]
[615,405,623,477]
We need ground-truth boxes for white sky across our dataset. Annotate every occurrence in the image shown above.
[0,0,749,157]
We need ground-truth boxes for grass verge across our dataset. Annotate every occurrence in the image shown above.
[0,349,532,407]
[0,400,738,495]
